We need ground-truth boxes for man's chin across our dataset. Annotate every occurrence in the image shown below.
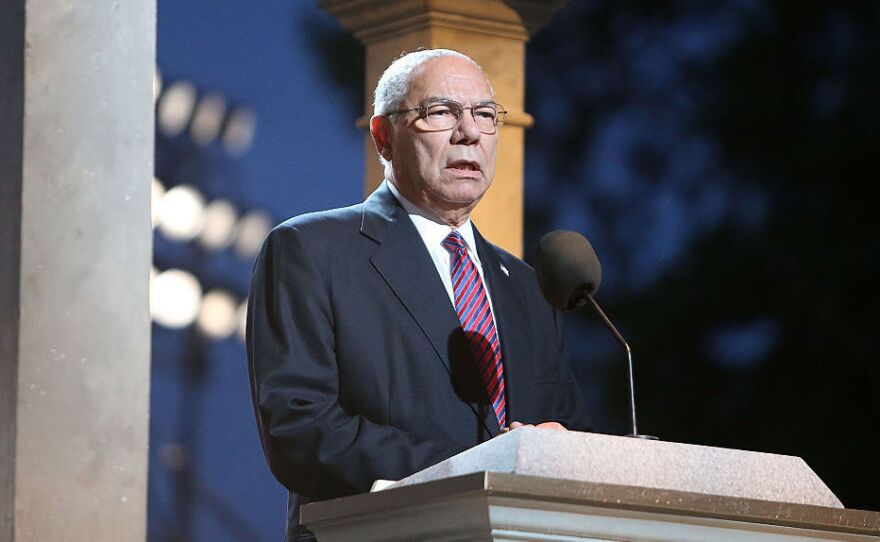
[434,190,487,211]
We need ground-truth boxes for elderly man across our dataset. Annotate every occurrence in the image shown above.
[247,48,589,541]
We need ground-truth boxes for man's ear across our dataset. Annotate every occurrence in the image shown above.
[370,115,393,161]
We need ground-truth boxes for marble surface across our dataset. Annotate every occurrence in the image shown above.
[2,1,154,540]
[385,428,843,508]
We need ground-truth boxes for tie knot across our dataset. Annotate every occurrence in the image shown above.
[442,231,466,254]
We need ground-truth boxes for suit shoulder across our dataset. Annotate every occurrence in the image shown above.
[272,202,364,238]
[259,203,367,266]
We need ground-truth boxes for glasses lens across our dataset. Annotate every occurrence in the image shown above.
[419,102,502,134]
[472,105,498,133]
[423,103,461,130]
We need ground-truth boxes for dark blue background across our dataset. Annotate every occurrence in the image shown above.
[150,1,880,540]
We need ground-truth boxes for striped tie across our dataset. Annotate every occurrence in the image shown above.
[442,231,507,429]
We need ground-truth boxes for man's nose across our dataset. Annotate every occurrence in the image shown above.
[451,110,482,144]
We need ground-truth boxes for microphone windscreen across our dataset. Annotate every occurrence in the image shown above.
[536,230,602,311]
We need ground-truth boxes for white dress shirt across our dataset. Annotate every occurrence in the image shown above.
[385,180,499,322]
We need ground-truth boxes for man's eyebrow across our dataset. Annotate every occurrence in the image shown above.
[422,97,497,105]
[423,96,453,105]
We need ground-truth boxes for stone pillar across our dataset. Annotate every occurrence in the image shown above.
[320,0,566,256]
[0,0,155,540]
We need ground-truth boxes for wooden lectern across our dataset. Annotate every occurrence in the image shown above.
[301,428,880,541]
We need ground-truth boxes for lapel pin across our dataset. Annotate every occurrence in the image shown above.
[499,262,509,276]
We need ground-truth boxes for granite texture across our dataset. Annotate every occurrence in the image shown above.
[2,0,155,540]
[387,428,843,508]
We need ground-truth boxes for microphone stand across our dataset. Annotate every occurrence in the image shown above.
[579,290,657,440]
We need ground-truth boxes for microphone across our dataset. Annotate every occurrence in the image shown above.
[536,230,655,439]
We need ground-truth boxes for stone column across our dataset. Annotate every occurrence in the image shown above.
[0,1,155,540]
[320,0,566,256]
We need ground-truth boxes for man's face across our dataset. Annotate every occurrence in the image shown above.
[385,56,498,215]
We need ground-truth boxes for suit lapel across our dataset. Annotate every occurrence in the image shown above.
[362,185,459,371]
[362,184,497,437]
[474,228,533,429]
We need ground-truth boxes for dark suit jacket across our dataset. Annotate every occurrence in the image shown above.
[247,182,589,539]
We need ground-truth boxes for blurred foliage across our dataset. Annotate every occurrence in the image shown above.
[527,0,879,509]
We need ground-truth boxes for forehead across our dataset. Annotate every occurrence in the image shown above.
[405,57,493,104]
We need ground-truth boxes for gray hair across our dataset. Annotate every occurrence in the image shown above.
[373,49,484,116]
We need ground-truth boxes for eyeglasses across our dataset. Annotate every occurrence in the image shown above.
[386,100,507,135]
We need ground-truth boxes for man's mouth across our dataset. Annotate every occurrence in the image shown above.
[446,160,481,172]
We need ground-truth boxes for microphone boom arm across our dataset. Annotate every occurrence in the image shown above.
[581,290,654,439]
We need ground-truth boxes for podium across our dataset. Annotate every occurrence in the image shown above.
[300,429,880,541]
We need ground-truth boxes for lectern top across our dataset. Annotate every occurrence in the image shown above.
[388,428,844,508]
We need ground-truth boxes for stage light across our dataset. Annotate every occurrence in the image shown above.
[190,93,227,146]
[196,290,239,339]
[153,66,162,104]
[151,177,166,229]
[199,199,237,251]
[150,269,202,328]
[222,106,257,156]
[237,300,248,343]
[234,210,272,259]
[158,81,197,137]
[157,184,206,241]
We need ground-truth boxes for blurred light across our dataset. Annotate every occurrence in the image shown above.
[199,199,238,251]
[237,300,248,343]
[150,269,202,328]
[157,184,205,241]
[158,81,197,137]
[159,443,188,472]
[196,290,239,339]
[222,107,257,156]
[151,177,166,229]
[190,93,227,146]
[234,210,272,259]
[153,66,162,104]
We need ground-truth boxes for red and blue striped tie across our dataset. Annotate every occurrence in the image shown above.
[442,231,507,429]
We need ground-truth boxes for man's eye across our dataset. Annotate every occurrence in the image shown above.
[474,108,496,120]
[427,107,454,118]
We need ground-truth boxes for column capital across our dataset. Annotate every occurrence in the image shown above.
[319,0,566,43]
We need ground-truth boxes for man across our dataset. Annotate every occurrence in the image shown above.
[247,49,589,541]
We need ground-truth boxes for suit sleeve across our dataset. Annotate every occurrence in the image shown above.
[247,224,468,500]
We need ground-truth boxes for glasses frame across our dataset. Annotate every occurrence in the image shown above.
[385,100,507,135]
